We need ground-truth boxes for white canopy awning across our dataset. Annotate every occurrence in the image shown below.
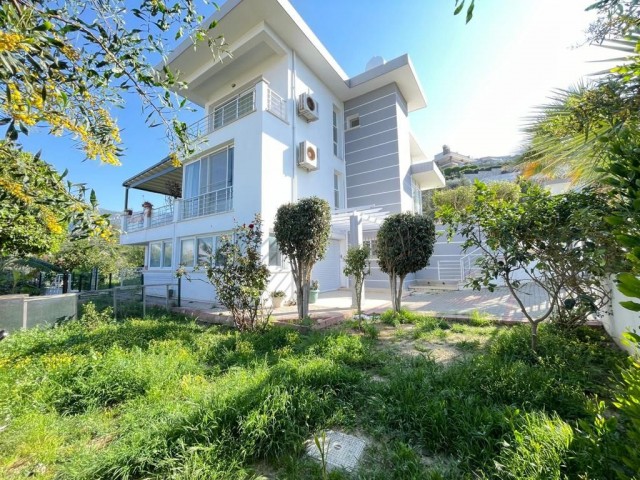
[330,207,389,234]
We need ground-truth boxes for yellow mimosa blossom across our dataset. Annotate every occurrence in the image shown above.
[0,178,31,203]
[169,152,181,167]
[0,32,27,52]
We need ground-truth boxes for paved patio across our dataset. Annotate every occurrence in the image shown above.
[172,284,554,327]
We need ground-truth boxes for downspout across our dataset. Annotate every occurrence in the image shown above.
[291,50,298,202]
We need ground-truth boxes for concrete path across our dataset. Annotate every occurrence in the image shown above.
[172,284,553,328]
[402,283,551,323]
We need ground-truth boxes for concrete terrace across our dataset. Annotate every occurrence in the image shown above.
[172,284,567,328]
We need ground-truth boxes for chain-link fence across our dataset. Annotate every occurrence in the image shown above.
[0,294,78,333]
[77,283,180,320]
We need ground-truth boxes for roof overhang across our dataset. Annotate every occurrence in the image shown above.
[122,156,183,196]
[162,0,426,111]
[410,131,446,190]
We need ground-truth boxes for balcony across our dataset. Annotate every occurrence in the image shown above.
[181,186,233,220]
[187,87,256,140]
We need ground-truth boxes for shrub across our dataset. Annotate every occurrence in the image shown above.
[377,213,436,312]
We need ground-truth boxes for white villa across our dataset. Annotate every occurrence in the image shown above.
[119,0,445,302]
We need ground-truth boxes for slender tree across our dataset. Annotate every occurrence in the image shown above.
[274,197,331,319]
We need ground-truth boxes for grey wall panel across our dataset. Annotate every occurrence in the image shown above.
[402,170,413,197]
[347,157,398,176]
[348,178,399,198]
[345,117,397,143]
[347,129,398,153]
[347,190,399,207]
[347,166,398,186]
[346,142,398,164]
[344,83,398,112]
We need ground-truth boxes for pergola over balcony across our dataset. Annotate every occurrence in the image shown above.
[121,155,183,233]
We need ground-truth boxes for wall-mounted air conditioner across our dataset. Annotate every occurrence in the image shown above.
[298,141,318,171]
[297,93,319,122]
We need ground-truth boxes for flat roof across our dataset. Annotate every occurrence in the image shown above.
[162,0,427,111]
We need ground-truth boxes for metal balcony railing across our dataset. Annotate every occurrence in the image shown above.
[187,88,256,139]
[181,186,233,220]
[125,212,145,232]
[149,204,174,228]
[267,88,287,121]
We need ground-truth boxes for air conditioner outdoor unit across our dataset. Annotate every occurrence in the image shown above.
[297,93,319,122]
[298,141,318,171]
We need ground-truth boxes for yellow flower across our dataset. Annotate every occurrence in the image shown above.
[0,32,27,52]
[0,178,31,203]
[169,152,181,167]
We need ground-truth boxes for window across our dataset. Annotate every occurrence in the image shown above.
[334,172,343,209]
[346,114,360,130]
[183,146,234,219]
[180,235,226,268]
[332,107,341,157]
[180,239,195,267]
[149,241,172,268]
[268,235,283,267]
[363,239,377,259]
[412,179,423,214]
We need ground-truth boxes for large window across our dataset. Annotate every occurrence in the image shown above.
[268,235,283,267]
[183,146,234,219]
[149,241,172,268]
[180,235,225,268]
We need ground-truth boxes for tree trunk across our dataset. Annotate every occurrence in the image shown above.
[397,275,405,311]
[62,271,69,294]
[531,321,539,352]
[389,275,398,312]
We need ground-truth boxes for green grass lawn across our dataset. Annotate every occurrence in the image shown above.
[0,305,631,479]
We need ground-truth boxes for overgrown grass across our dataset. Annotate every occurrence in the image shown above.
[0,306,631,479]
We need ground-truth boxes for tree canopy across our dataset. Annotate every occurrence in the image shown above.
[0,0,224,163]
[0,142,111,257]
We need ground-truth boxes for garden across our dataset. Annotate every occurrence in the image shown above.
[0,304,637,479]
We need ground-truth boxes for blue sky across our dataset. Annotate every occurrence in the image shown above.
[20,0,604,212]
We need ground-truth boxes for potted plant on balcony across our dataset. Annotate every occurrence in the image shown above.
[124,208,133,216]
[142,201,153,217]
[271,290,286,308]
[309,279,320,304]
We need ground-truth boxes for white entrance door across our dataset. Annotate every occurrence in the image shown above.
[312,239,342,292]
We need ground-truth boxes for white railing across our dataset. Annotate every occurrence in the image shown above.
[267,88,287,121]
[181,186,233,220]
[149,204,174,228]
[125,212,145,232]
[461,247,483,280]
[437,260,463,281]
[437,248,484,282]
[187,88,256,139]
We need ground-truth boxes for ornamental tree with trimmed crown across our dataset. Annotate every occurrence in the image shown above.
[376,213,436,313]
[274,197,331,319]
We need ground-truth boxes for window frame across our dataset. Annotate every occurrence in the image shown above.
[333,171,344,210]
[148,240,173,269]
[179,234,228,269]
[332,106,343,158]
[268,234,284,268]
[346,114,360,131]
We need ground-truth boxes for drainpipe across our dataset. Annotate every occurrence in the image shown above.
[291,50,298,203]
[124,187,129,211]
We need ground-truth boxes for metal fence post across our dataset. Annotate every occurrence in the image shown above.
[178,277,181,307]
[22,298,28,330]
[113,287,117,320]
[165,284,169,311]
[142,286,146,318]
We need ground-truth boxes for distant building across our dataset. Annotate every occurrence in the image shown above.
[433,145,473,169]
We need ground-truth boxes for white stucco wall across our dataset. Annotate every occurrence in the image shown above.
[601,280,640,355]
